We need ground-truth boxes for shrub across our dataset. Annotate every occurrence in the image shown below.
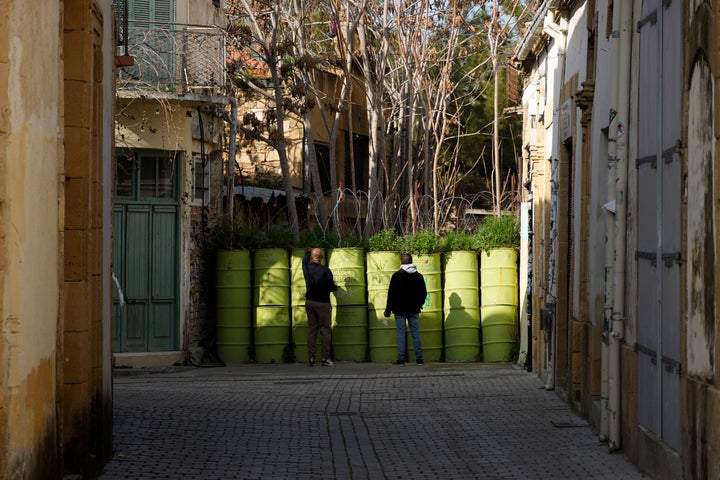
[299,225,339,249]
[257,222,296,249]
[403,230,440,255]
[338,234,367,249]
[474,214,520,251]
[440,231,475,252]
[368,229,401,251]
[212,215,257,250]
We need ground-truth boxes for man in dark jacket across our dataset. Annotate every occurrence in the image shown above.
[302,248,338,366]
[384,253,427,365]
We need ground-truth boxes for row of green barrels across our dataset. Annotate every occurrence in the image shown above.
[216,247,518,364]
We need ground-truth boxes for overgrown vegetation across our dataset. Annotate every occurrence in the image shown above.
[212,215,257,250]
[368,229,402,251]
[298,225,339,249]
[257,222,296,249]
[474,214,520,251]
[403,230,440,255]
[441,231,476,252]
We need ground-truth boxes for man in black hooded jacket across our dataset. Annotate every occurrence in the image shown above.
[384,253,427,365]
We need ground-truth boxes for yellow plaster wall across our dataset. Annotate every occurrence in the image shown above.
[117,100,191,153]
[2,0,62,476]
[236,96,304,190]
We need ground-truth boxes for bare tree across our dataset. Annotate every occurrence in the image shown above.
[225,0,325,240]
[223,0,529,239]
[486,0,528,215]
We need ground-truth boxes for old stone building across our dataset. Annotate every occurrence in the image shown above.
[515,1,720,479]
[0,0,114,477]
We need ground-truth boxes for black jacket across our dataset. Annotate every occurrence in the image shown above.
[302,251,338,303]
[384,265,427,317]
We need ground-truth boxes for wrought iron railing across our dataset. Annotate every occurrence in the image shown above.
[117,20,227,95]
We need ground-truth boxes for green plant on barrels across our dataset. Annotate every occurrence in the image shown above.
[403,230,440,254]
[440,231,475,252]
[212,214,257,250]
[368,229,401,251]
[474,215,520,252]
[338,233,367,249]
[258,222,296,249]
[299,225,339,249]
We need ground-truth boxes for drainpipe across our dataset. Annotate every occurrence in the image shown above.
[600,2,622,444]
[225,96,238,219]
[608,0,633,452]
[542,6,565,391]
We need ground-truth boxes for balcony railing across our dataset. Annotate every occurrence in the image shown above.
[118,20,227,96]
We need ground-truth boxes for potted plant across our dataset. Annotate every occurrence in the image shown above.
[474,214,521,362]
[327,233,368,362]
[440,230,481,362]
[367,230,402,363]
[212,215,257,364]
[253,222,294,363]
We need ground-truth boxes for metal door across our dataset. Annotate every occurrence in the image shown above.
[113,150,179,352]
[635,0,682,452]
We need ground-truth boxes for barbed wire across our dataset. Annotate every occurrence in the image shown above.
[302,188,518,238]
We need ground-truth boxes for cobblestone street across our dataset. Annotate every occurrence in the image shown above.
[99,362,647,480]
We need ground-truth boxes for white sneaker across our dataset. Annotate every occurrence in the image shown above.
[321,359,334,366]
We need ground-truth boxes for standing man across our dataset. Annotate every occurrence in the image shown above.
[302,247,338,366]
[384,253,427,366]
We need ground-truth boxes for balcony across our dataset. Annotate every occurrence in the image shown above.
[117,20,227,96]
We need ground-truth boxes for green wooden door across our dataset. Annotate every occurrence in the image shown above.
[113,150,179,352]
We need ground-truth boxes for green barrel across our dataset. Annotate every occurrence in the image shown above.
[254,248,290,306]
[332,305,368,361]
[443,250,480,362]
[290,248,309,362]
[290,248,309,307]
[254,249,290,363]
[327,248,366,306]
[409,253,443,362]
[216,250,253,363]
[366,251,400,363]
[480,248,518,361]
[254,306,290,363]
[291,306,309,363]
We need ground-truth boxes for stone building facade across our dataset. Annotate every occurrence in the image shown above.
[516,1,720,479]
[0,0,115,477]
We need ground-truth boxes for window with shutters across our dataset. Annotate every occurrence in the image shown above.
[129,0,175,23]
[192,154,210,205]
[124,0,177,88]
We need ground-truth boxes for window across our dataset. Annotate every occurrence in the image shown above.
[115,152,135,197]
[192,154,210,205]
[140,153,175,198]
[114,149,178,201]
[314,143,332,194]
[345,134,368,192]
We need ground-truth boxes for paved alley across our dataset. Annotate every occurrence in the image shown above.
[98,362,647,480]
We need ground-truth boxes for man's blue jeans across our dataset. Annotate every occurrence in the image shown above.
[395,313,422,362]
